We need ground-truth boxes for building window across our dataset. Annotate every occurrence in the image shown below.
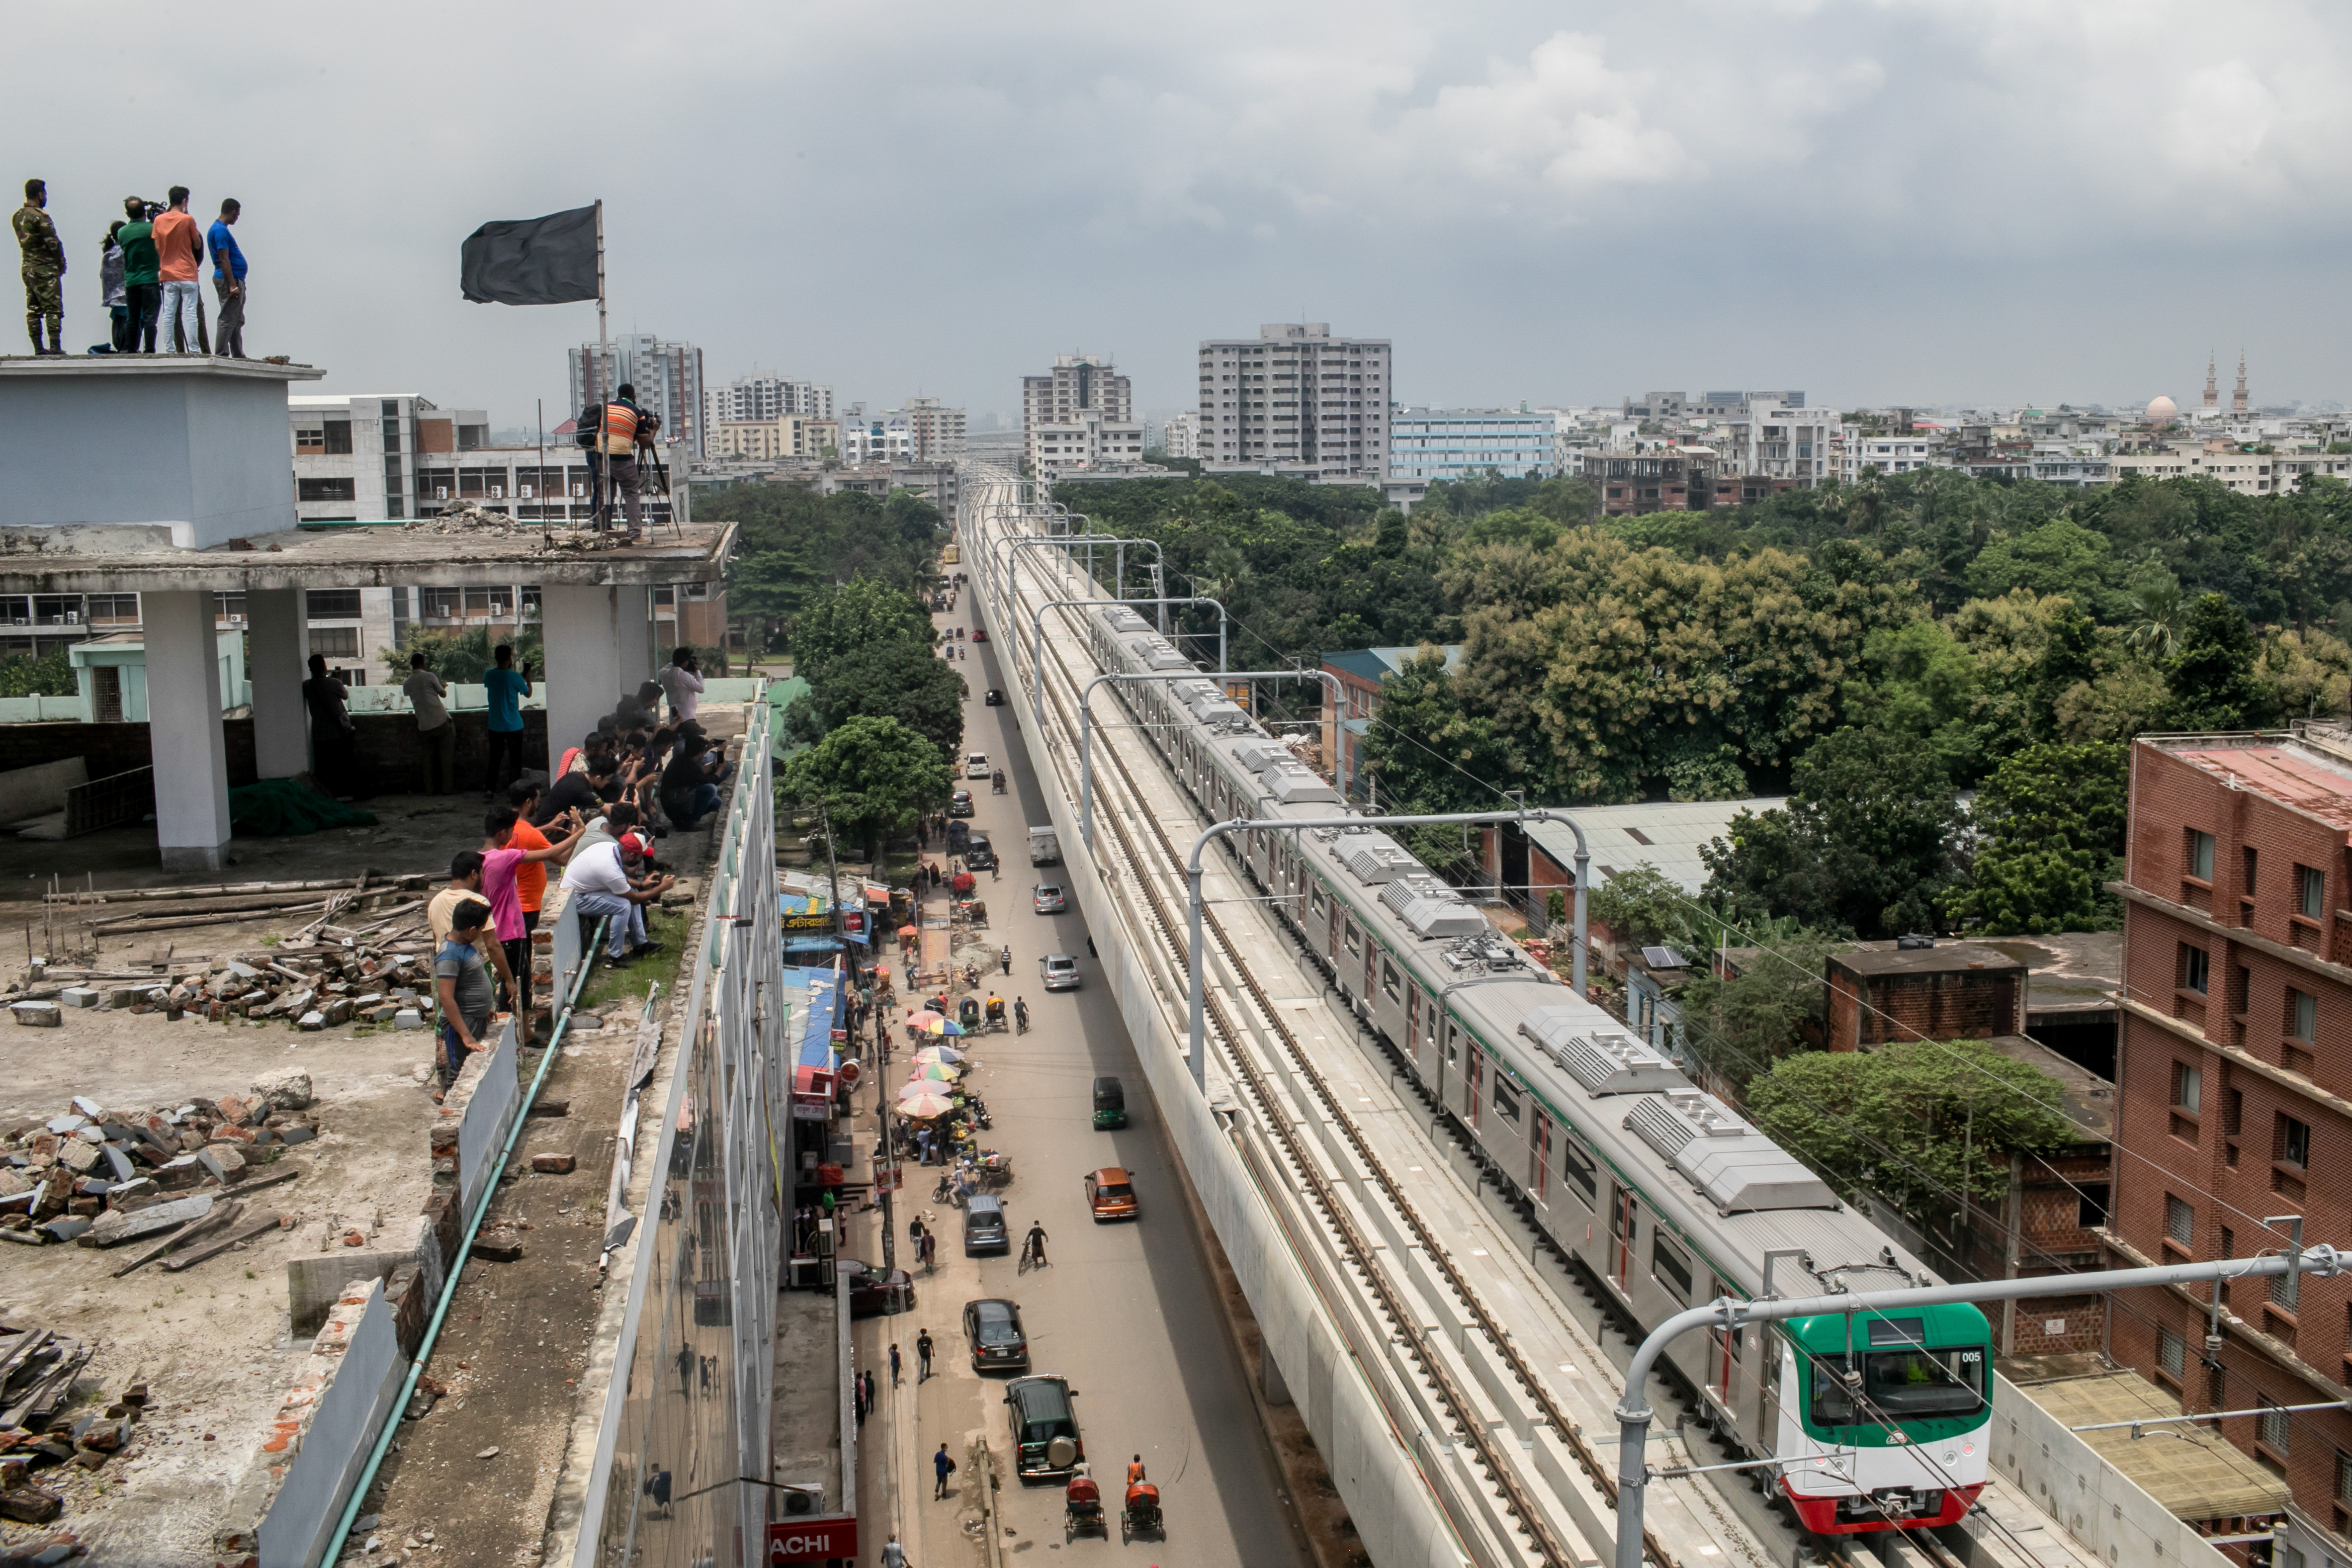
[308,627,359,659]
[2172,1061,2202,1114]
[2157,1326,2186,1379]
[85,594,138,626]
[306,589,362,621]
[2299,864,2326,920]
[2186,829,2215,882]
[2165,1194,2194,1247]
[2290,987,2317,1042]
[1650,1230,1692,1305]
[2077,1184,2110,1228]
[213,592,245,624]
[2259,1400,2291,1460]
[297,477,356,503]
[2279,1114,2312,1169]
[321,420,351,454]
[295,426,325,453]
[2179,945,2209,995]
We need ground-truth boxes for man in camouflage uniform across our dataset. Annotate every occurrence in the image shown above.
[13,178,64,356]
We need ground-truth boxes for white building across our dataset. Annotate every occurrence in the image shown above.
[1841,430,1938,479]
[1718,401,1835,483]
[1022,355,1132,440]
[2029,443,2112,488]
[1029,410,1145,476]
[570,335,707,459]
[904,397,967,463]
[2109,442,2284,495]
[1387,408,1558,482]
[839,411,913,466]
[706,415,834,464]
[1199,323,1390,483]
[1159,411,1201,459]
[702,374,833,430]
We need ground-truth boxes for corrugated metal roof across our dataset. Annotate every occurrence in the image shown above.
[1525,798,1788,894]
[1321,645,1464,683]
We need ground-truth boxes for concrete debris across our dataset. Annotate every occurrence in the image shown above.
[404,499,528,536]
[0,1088,325,1245]
[9,1004,59,1028]
[8,939,436,1034]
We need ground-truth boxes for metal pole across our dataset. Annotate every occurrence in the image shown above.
[1185,807,1597,1098]
[1079,669,1346,850]
[1606,1246,2347,1568]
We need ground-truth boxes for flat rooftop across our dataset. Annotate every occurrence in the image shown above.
[1829,940,2027,979]
[2009,1371,2284,1522]
[0,518,736,593]
[1981,1033,2115,1139]
[1976,930,2122,1018]
[2151,729,2352,832]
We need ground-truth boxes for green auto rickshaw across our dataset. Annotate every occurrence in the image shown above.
[1092,1075,1127,1130]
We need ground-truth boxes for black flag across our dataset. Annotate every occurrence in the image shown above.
[460,204,599,305]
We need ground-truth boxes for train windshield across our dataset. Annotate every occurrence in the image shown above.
[1808,1346,1985,1425]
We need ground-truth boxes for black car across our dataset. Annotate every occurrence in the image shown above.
[962,1298,1030,1372]
[985,689,1005,706]
[947,790,975,818]
[964,833,997,871]
[1004,1375,1083,1480]
[837,1259,914,1318]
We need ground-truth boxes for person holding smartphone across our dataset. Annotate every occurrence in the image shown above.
[482,642,533,796]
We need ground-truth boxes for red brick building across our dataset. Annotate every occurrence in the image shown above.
[1825,942,2027,1051]
[2109,727,2352,1540]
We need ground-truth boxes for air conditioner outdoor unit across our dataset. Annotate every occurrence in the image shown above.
[520,486,534,499]
[778,1483,826,1516]
[435,487,448,500]
[491,486,505,499]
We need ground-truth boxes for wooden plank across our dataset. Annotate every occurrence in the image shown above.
[110,1199,242,1279]
[161,1211,285,1273]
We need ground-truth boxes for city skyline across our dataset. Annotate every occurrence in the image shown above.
[13,2,2352,426]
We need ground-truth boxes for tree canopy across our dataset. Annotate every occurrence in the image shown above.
[777,714,954,857]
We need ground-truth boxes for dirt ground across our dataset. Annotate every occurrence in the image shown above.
[0,954,444,1563]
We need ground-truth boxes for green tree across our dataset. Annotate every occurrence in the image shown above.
[777,714,953,858]
[784,638,964,761]
[789,578,934,671]
[1944,741,2127,934]
[1962,519,2116,609]
[1588,864,1695,950]
[379,624,545,687]
[1744,1039,2079,1225]
[1701,726,1967,938]
[1673,929,1842,1088]
[2161,592,2266,730]
[0,648,76,698]
[1352,646,1526,813]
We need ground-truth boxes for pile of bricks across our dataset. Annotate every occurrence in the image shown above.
[10,942,439,1035]
[0,1074,320,1246]
[0,1348,145,1532]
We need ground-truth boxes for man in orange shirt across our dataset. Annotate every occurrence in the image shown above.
[151,186,205,354]
[505,780,577,995]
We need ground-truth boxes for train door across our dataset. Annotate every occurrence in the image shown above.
[1531,1112,1551,1201]
[1709,1274,1740,1410]
[1608,1185,1639,1287]
[1363,943,1377,1013]
[1466,1047,1482,1131]
[1407,987,1421,1065]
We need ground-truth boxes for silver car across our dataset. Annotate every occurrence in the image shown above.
[1033,883,1066,914]
[1040,954,1081,991]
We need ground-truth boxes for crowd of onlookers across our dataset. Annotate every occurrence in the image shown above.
[13,177,248,357]
[411,648,733,1098]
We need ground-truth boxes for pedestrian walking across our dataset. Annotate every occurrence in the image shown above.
[932,1443,955,1500]
[916,1328,934,1382]
[879,1532,909,1568]
[117,197,158,353]
[13,178,64,356]
[864,1368,877,1416]
[920,1228,936,1274]
[151,187,204,354]
[481,642,532,794]
[889,1342,902,1386]
[206,198,246,358]
[854,1373,868,1425]
[98,219,129,352]
[405,651,455,794]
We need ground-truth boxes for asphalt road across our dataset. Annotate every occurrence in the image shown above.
[887,612,1309,1568]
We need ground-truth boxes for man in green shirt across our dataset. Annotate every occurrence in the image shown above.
[115,197,159,353]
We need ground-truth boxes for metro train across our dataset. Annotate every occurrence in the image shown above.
[1074,599,1993,1537]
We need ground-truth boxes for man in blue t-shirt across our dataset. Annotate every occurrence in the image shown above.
[482,643,532,797]
[207,198,246,358]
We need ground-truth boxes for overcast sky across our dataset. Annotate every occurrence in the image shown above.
[16,1,2351,426]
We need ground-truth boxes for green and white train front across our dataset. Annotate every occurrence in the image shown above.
[1773,1306,1993,1534]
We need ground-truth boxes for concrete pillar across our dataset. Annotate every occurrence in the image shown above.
[541,583,655,766]
[143,590,232,873]
[246,588,309,780]
[1260,1347,1292,1406]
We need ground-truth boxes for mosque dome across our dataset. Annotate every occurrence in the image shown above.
[2146,395,2179,423]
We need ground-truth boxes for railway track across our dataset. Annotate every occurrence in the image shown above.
[977,500,1691,1568]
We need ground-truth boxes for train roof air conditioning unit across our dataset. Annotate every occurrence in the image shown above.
[1382,874,1485,938]
[1522,1015,1686,1096]
[1339,834,1418,884]
[1623,1090,1839,1214]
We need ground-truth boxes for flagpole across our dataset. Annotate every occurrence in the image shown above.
[595,198,607,395]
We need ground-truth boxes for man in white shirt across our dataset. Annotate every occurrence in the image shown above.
[656,646,703,723]
[562,827,674,962]
[404,652,454,794]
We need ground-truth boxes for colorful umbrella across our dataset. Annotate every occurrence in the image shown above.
[909,1061,959,1082]
[911,1045,964,1066]
[903,1010,945,1030]
[896,1089,956,1120]
[923,1017,965,1037]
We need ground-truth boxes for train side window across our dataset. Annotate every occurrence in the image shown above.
[1492,1075,1521,1122]
[1531,1113,1551,1199]
[1650,1230,1692,1305]
[1443,1023,1460,1063]
[1557,1133,1596,1205]
[1310,886,1325,918]
[1381,958,1401,1002]
[1419,992,1437,1053]
[1344,921,1360,958]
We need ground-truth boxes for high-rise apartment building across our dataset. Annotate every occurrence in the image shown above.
[570,335,707,459]
[1022,354,1132,439]
[1388,408,1557,482]
[1198,323,1390,484]
[1159,412,1200,459]
[2106,725,2352,1538]
[904,396,967,463]
[702,374,834,431]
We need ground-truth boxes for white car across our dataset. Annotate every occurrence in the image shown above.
[966,753,992,780]
[1040,954,1081,991]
